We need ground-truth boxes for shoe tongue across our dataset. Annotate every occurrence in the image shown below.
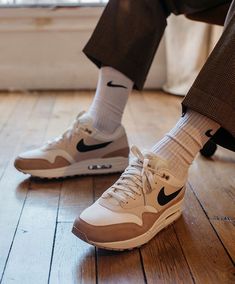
[142,150,169,171]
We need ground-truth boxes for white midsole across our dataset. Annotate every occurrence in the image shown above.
[23,157,129,178]
[91,199,183,250]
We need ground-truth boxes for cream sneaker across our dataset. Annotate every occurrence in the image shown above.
[72,146,186,250]
[14,112,129,178]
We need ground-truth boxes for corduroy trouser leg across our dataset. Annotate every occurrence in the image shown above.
[83,0,235,149]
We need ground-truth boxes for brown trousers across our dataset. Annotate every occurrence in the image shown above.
[83,0,235,151]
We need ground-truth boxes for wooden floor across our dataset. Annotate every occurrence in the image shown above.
[0,91,234,284]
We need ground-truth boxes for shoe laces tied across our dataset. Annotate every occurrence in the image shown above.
[106,146,167,204]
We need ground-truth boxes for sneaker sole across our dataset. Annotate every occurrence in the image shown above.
[72,199,183,251]
[17,157,129,179]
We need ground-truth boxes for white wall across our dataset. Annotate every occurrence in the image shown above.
[0,7,166,91]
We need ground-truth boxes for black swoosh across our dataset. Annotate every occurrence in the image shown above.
[205,129,214,138]
[107,81,127,89]
[77,139,112,152]
[157,186,183,206]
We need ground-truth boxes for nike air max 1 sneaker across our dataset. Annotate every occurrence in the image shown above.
[72,146,186,250]
[14,112,129,178]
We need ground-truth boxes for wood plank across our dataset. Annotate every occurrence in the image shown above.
[0,93,51,279]
[189,146,235,261]
[1,92,79,283]
[0,90,234,284]
[141,225,194,284]
[93,174,121,201]
[97,249,145,284]
[58,176,94,222]
[42,92,75,142]
[0,93,39,177]
[0,170,29,281]
[0,93,56,280]
[0,92,21,134]
[1,180,61,284]
[49,223,96,284]
[190,148,235,218]
[174,184,235,283]
[211,219,235,263]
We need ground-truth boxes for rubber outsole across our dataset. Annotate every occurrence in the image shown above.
[15,157,128,179]
[16,168,125,180]
[72,200,183,251]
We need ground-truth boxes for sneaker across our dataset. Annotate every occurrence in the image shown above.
[14,112,129,178]
[72,146,186,250]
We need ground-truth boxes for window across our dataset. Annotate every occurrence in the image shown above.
[0,0,108,6]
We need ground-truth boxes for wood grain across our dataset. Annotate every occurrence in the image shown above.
[97,249,145,284]
[174,184,235,283]
[49,223,96,284]
[0,93,54,279]
[141,225,194,284]
[1,180,61,284]
[0,91,234,284]
[189,146,235,262]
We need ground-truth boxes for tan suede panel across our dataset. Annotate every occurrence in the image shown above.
[14,156,71,170]
[73,196,183,243]
[102,147,129,158]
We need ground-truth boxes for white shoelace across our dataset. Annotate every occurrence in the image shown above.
[46,112,90,148]
[105,146,168,204]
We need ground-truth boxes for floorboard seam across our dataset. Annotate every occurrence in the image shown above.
[173,225,196,284]
[139,249,148,284]
[0,94,39,183]
[188,180,234,265]
[47,181,63,284]
[0,180,30,284]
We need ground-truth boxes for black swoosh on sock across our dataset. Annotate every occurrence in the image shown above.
[76,139,112,152]
[205,129,214,138]
[107,81,127,89]
[157,186,183,206]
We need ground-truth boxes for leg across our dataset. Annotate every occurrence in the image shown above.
[183,0,235,146]
[84,0,230,89]
[83,0,168,90]
[14,1,167,178]
[72,1,235,250]
[11,0,174,177]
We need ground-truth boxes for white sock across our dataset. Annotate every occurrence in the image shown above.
[88,67,133,133]
[152,109,220,180]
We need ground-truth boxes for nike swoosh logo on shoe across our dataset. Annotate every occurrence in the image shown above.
[157,186,183,206]
[107,81,127,89]
[76,139,112,152]
[205,129,214,138]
